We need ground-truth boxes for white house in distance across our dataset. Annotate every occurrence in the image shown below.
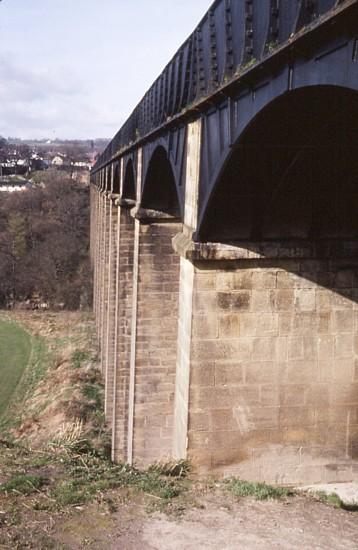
[51,155,65,167]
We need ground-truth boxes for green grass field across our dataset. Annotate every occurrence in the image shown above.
[0,319,32,417]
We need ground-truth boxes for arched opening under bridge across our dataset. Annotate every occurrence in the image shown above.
[112,164,120,194]
[199,86,358,243]
[141,146,180,217]
[122,159,136,201]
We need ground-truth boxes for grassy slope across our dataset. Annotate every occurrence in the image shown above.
[0,320,32,416]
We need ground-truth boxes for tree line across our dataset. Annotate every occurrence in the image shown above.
[0,171,92,309]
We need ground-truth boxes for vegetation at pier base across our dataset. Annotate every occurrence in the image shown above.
[314,491,358,512]
[0,170,91,310]
[224,478,295,501]
[0,439,191,548]
[0,317,356,548]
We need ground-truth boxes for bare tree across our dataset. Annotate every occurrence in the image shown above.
[0,172,91,309]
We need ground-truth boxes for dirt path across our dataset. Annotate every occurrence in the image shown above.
[139,497,358,550]
[53,492,358,550]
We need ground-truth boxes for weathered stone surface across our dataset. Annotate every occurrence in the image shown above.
[183,259,358,482]
[112,206,135,461]
[132,221,182,466]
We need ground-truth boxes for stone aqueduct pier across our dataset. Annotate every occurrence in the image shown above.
[91,0,358,484]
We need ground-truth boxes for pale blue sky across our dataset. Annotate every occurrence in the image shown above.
[0,0,212,139]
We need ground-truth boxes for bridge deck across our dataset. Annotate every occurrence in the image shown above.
[93,0,356,172]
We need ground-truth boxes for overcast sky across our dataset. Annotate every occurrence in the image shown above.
[0,0,212,140]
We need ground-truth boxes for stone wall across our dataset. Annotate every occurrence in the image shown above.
[186,258,358,484]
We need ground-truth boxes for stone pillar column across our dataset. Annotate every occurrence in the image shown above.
[104,194,120,427]
[94,187,101,321]
[95,189,104,339]
[111,201,136,461]
[129,209,182,466]
[172,119,202,459]
[127,149,142,465]
[111,150,183,466]
[90,185,96,314]
[111,154,138,462]
[100,191,111,373]
[98,193,105,346]
[90,185,94,267]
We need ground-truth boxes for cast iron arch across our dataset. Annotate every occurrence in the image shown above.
[123,158,136,200]
[112,163,120,194]
[105,166,112,192]
[141,146,181,217]
[198,85,358,243]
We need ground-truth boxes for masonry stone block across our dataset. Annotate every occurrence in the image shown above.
[208,409,238,431]
[251,271,277,289]
[259,385,281,407]
[240,313,278,337]
[294,289,316,311]
[218,314,240,338]
[216,271,253,291]
[245,361,277,385]
[214,362,244,386]
[217,291,251,311]
[191,340,243,362]
[253,338,276,363]
[334,334,354,359]
[332,310,354,333]
[316,289,332,310]
[189,412,210,432]
[251,290,274,312]
[190,363,215,387]
[193,291,218,312]
[274,290,295,311]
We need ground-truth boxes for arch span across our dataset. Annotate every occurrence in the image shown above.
[141,146,181,217]
[112,164,120,194]
[105,166,111,192]
[122,159,136,200]
[198,85,358,243]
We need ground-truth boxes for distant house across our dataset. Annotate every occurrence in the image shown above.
[0,160,27,176]
[16,159,29,168]
[72,161,88,168]
[51,155,64,167]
